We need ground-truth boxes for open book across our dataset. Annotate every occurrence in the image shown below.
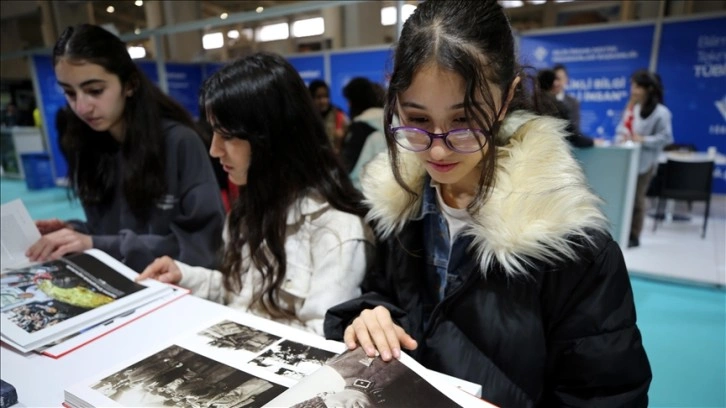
[0,199,175,353]
[64,311,493,408]
[64,311,347,408]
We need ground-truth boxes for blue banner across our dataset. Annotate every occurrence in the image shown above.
[136,61,159,85]
[165,63,203,119]
[519,25,654,140]
[329,48,393,116]
[202,62,226,80]
[31,55,67,181]
[657,16,726,193]
[287,55,325,87]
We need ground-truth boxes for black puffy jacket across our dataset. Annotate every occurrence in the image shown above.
[325,111,652,407]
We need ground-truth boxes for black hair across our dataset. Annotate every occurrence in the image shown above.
[199,52,366,319]
[537,69,556,92]
[384,0,537,211]
[308,79,330,96]
[552,63,568,74]
[53,24,197,220]
[631,69,663,118]
[342,77,383,119]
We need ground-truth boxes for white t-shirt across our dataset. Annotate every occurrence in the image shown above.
[433,183,473,243]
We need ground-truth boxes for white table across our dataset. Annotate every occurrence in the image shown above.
[1,295,227,407]
[1,295,483,407]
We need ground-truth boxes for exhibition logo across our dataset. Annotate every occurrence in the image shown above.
[534,46,548,62]
[716,95,726,122]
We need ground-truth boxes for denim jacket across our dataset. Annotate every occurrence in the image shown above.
[417,178,474,327]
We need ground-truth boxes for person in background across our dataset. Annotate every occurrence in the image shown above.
[341,77,387,189]
[137,53,374,335]
[537,69,597,148]
[1,102,19,127]
[324,1,651,406]
[309,79,349,153]
[25,24,225,272]
[616,69,673,248]
[553,63,581,131]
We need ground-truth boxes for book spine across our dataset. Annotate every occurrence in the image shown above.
[0,379,18,408]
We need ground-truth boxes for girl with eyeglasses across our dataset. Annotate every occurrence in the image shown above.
[324,1,651,406]
[138,53,374,335]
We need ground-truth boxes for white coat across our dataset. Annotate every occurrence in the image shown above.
[176,193,374,335]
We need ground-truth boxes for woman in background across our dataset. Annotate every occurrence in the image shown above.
[341,77,387,189]
[26,24,225,272]
[309,79,349,153]
[138,53,374,335]
[616,69,673,248]
[325,1,651,406]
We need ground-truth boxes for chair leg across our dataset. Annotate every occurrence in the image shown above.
[702,198,711,239]
[653,198,663,232]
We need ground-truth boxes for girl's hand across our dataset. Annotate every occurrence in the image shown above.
[35,219,71,235]
[136,256,182,284]
[343,305,418,362]
[26,228,91,262]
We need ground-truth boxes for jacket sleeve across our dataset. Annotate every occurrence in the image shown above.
[91,126,226,273]
[641,107,673,149]
[324,235,411,341]
[543,238,652,407]
[297,235,373,335]
[176,260,227,304]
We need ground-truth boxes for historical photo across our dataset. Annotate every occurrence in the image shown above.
[198,319,281,353]
[90,344,286,407]
[249,339,337,380]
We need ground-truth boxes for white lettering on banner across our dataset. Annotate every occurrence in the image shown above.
[694,63,726,77]
[582,90,629,102]
[166,72,187,79]
[698,35,726,48]
[697,51,725,63]
[298,70,321,79]
[709,125,726,135]
[550,45,638,63]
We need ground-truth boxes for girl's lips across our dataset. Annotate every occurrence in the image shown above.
[428,161,458,173]
[222,164,233,172]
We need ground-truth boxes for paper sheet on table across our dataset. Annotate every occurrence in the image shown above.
[1,199,41,270]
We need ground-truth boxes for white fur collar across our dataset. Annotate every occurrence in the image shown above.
[361,111,609,277]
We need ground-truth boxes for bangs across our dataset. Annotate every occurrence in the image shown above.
[201,71,263,140]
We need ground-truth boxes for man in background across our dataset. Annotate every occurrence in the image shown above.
[553,64,581,132]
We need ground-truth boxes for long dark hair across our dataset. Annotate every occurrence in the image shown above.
[200,52,366,319]
[631,69,664,118]
[343,77,383,119]
[53,24,196,219]
[384,0,536,211]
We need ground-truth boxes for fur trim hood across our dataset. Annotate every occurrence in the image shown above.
[361,111,609,277]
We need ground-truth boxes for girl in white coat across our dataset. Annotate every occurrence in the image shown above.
[138,53,374,335]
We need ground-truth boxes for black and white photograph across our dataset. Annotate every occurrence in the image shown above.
[199,320,281,353]
[249,340,337,380]
[89,344,286,407]
[269,347,461,408]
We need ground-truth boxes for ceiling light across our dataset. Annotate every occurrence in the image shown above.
[203,32,225,50]
[106,5,115,13]
[227,30,240,39]
[135,0,143,6]
[500,0,524,8]
[256,6,264,13]
[134,28,141,35]
[127,46,146,59]
[220,12,228,20]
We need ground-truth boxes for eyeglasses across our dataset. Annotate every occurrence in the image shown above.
[390,126,489,153]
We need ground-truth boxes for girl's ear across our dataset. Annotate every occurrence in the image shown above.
[498,75,521,121]
[125,75,140,97]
